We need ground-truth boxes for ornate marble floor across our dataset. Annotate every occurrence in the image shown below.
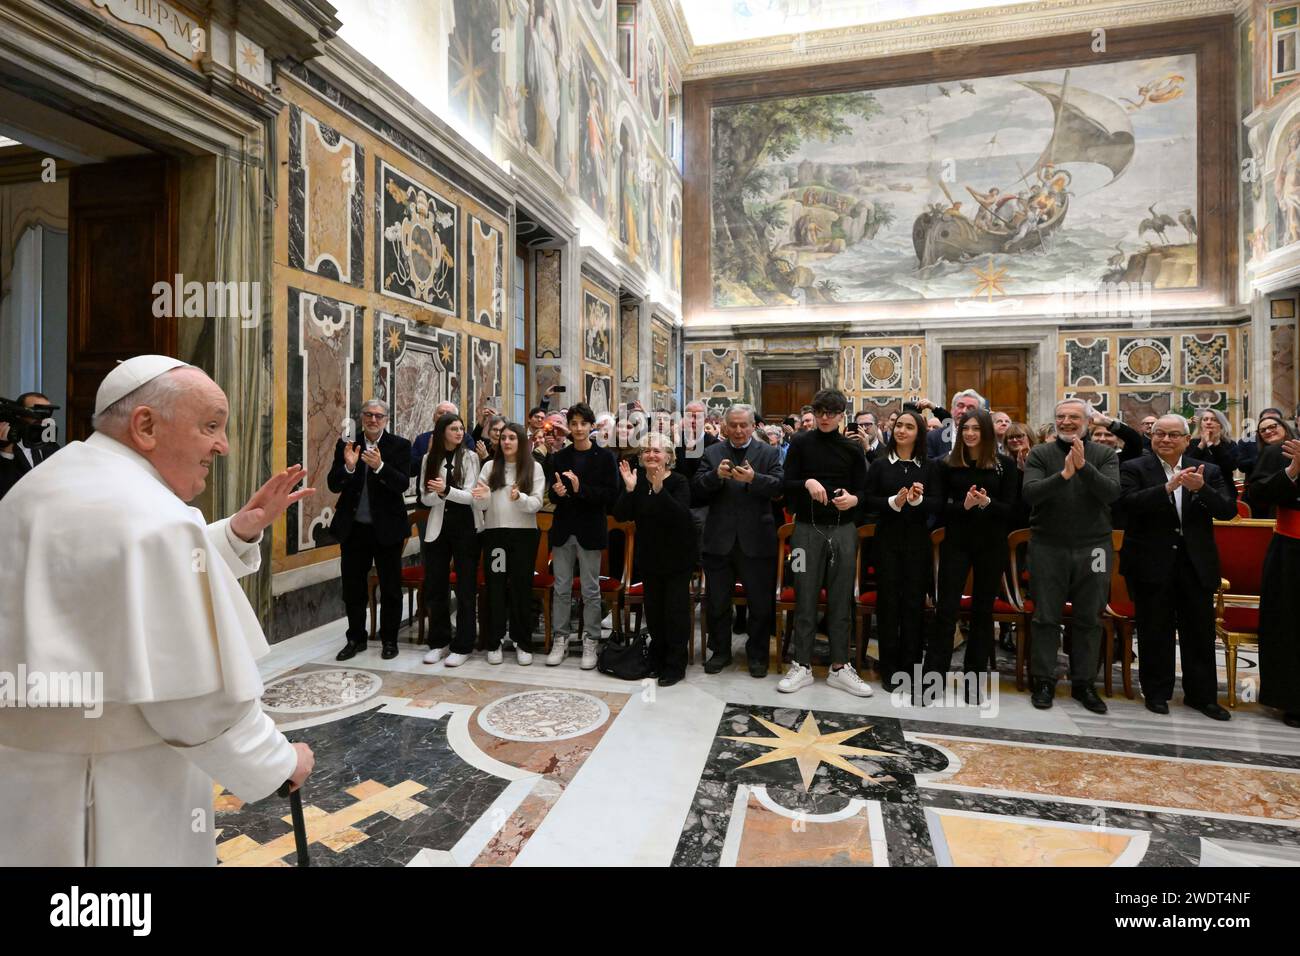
[217,617,1300,867]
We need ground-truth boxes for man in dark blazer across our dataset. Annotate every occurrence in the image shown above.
[0,392,60,501]
[693,404,784,677]
[328,399,412,662]
[925,389,984,459]
[1118,414,1237,720]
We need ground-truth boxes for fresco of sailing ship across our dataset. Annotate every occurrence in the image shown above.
[912,70,1135,268]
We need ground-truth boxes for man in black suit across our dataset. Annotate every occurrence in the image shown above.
[328,399,412,661]
[1118,414,1237,720]
[0,392,60,501]
[925,389,984,459]
[694,404,784,677]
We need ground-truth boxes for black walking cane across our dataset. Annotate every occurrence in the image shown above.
[277,780,311,867]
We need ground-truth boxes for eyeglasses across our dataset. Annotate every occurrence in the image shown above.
[1151,430,1187,440]
[813,409,842,418]
[1259,423,1281,435]
[362,412,387,419]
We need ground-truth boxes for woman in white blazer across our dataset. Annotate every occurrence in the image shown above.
[419,413,484,666]
[473,422,546,665]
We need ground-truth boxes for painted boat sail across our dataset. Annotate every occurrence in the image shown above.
[913,73,1136,267]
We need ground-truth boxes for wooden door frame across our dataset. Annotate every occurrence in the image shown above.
[928,328,1056,425]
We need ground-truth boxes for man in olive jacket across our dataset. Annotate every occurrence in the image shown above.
[1022,398,1121,714]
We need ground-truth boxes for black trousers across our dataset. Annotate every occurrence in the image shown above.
[924,539,1003,678]
[643,569,693,681]
[422,506,479,653]
[873,529,930,687]
[482,527,538,652]
[340,522,403,645]
[1128,544,1219,706]
[703,540,775,663]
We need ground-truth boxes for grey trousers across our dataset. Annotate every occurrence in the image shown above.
[551,536,603,643]
[791,521,858,667]
[1028,538,1113,684]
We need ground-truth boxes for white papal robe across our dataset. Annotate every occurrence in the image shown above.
[0,432,297,866]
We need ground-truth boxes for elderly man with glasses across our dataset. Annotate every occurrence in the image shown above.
[1117,415,1237,719]
[328,399,412,661]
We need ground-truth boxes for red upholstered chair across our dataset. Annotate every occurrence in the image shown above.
[775,522,834,665]
[568,517,634,643]
[1235,499,1252,519]
[532,512,555,651]
[624,564,699,665]
[369,508,428,643]
[928,528,1022,681]
[1005,529,1035,691]
[1102,529,1135,699]
[1213,518,1274,707]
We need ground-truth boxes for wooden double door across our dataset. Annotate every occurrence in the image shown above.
[760,369,820,422]
[943,348,1029,425]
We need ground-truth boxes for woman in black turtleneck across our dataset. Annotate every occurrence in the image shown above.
[862,410,936,692]
[921,408,1019,684]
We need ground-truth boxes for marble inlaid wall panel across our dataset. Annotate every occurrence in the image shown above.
[620,302,640,383]
[858,394,904,420]
[534,248,562,359]
[1118,391,1174,425]
[585,371,612,414]
[683,350,696,400]
[377,158,458,317]
[1181,332,1229,385]
[1117,336,1174,386]
[700,347,738,393]
[286,287,364,555]
[534,364,561,402]
[1063,337,1108,387]
[860,346,904,391]
[289,105,365,287]
[1273,318,1298,414]
[466,214,505,330]
[1065,389,1110,416]
[469,336,503,424]
[907,343,924,394]
[841,346,855,388]
[376,312,461,453]
[652,319,673,388]
[582,285,613,367]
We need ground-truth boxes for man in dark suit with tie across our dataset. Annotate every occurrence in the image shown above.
[693,404,784,677]
[328,399,412,662]
[1118,414,1237,720]
[0,392,60,501]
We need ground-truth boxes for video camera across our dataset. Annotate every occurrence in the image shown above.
[0,396,59,447]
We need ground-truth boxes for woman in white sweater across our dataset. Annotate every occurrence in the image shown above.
[473,423,546,664]
[419,413,484,667]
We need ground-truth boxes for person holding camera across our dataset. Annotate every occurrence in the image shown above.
[848,410,885,463]
[778,389,871,697]
[0,392,60,500]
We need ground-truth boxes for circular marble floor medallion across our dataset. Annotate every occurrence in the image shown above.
[261,668,382,714]
[477,690,610,742]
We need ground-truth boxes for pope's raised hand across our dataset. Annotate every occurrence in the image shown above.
[231,464,314,542]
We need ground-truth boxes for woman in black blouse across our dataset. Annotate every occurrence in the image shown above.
[921,408,1019,685]
[862,410,935,692]
[614,432,697,686]
[1186,408,1239,479]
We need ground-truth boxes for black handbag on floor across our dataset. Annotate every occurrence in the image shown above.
[597,632,651,680]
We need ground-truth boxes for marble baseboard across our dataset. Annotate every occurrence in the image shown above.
[269,576,347,644]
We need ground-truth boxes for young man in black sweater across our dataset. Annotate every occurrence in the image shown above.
[778,389,872,697]
[546,403,619,669]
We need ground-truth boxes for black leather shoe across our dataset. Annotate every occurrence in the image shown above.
[1186,701,1230,721]
[336,641,362,662]
[1071,683,1108,714]
[381,642,398,660]
[1144,698,1169,715]
[704,653,732,674]
[658,674,683,687]
[1285,713,1300,728]
[748,659,769,678]
[1031,679,1055,709]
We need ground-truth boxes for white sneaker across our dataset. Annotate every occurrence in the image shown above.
[546,638,570,666]
[487,648,503,665]
[778,662,814,694]
[827,664,874,698]
[423,647,449,665]
[581,638,599,670]
[445,652,470,667]
[515,646,533,666]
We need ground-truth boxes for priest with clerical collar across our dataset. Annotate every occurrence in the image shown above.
[0,355,316,866]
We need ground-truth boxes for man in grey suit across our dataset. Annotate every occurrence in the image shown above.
[693,404,784,677]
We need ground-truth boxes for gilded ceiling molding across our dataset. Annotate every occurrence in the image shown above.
[672,0,1239,78]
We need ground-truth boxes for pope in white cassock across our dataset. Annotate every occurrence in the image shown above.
[0,355,316,865]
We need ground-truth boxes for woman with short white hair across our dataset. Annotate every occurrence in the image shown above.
[1186,407,1239,478]
[613,431,697,685]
